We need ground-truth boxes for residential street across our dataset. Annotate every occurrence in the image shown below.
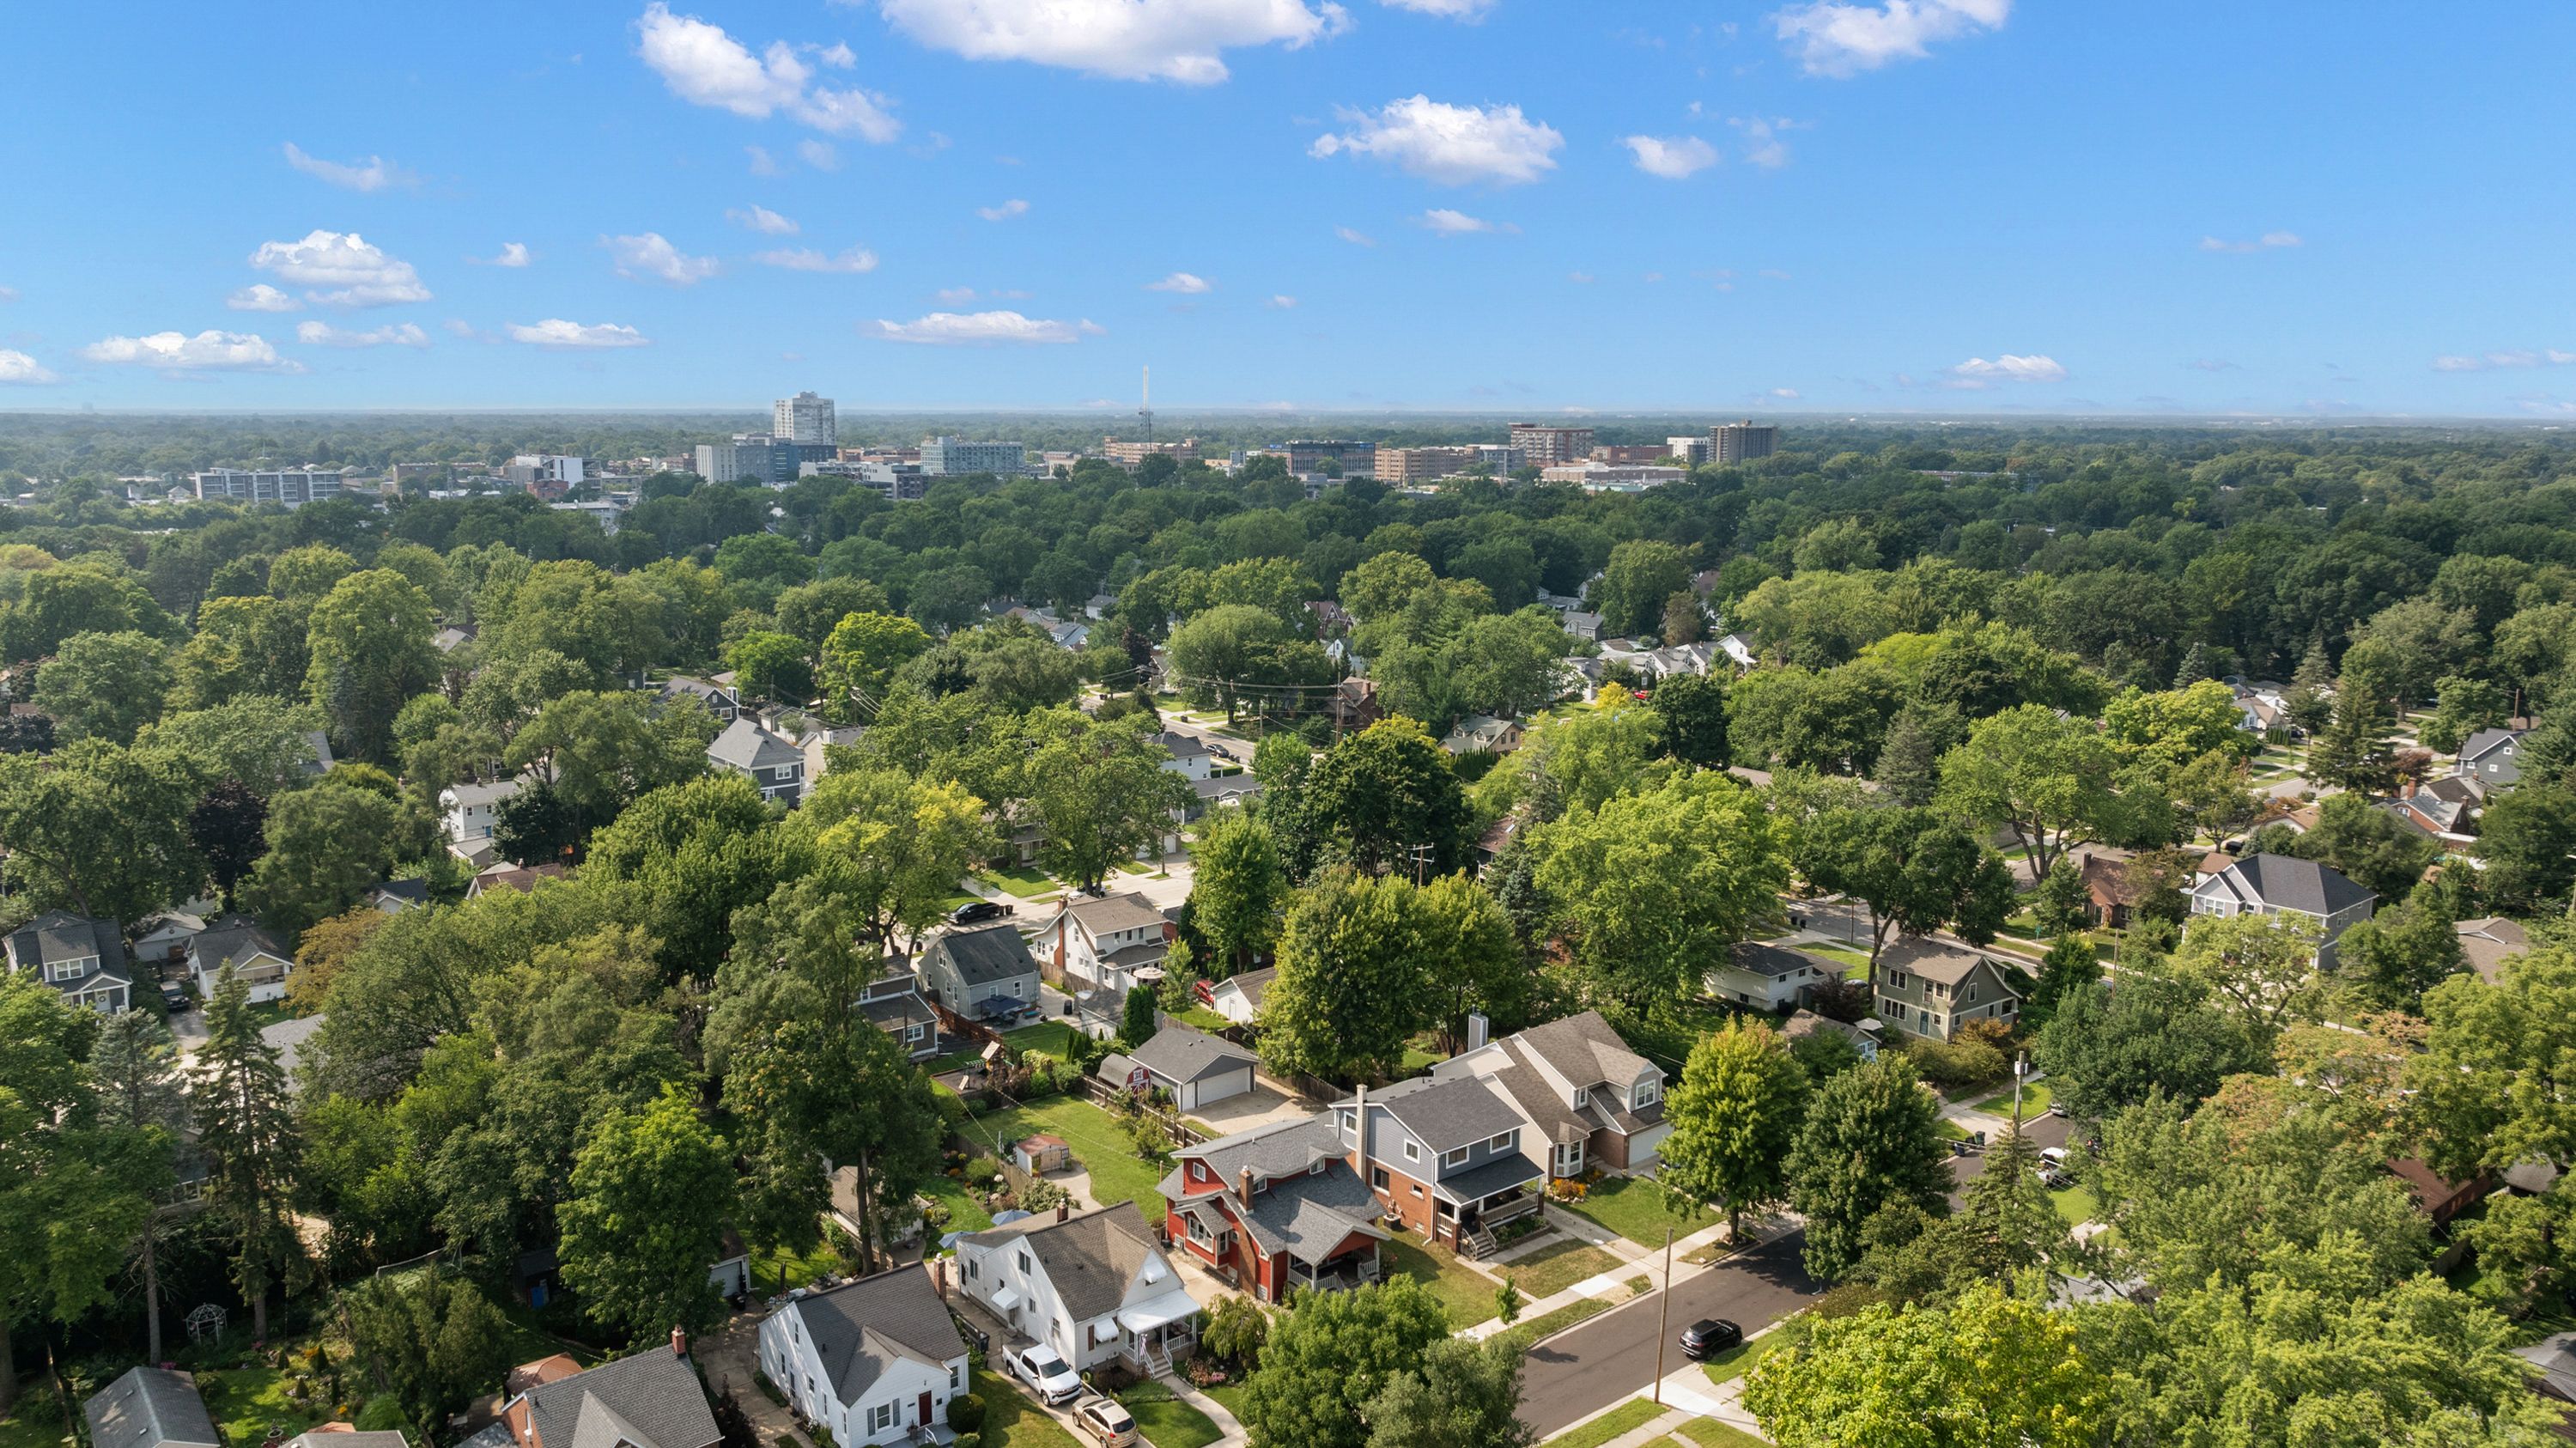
[1516,1231,1821,1439]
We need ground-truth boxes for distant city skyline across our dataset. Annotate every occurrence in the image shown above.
[3,3,2572,417]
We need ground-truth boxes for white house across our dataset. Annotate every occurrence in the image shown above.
[187,916,295,1005]
[757,1264,969,1447]
[1709,940,1835,1013]
[1039,891,1173,995]
[709,716,807,803]
[1204,966,1276,1026]
[1157,730,1214,782]
[1717,633,1759,672]
[440,778,521,866]
[954,1204,1202,1375]
[2186,852,2377,969]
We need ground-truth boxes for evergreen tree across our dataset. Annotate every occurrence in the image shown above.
[196,968,302,1341]
[1121,985,1160,1049]
[88,1011,185,1363]
[1872,704,1943,806]
[2172,641,2212,687]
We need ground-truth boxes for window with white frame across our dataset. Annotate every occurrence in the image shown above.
[868,1402,897,1433]
[1441,1147,1468,1168]
[1401,1140,1420,1164]
[1488,1130,1516,1153]
[1633,1078,1660,1110]
[48,955,97,983]
[1338,1110,1356,1137]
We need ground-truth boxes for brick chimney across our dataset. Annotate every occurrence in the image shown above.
[1056,1202,1071,1223]
[671,1326,688,1358]
[2401,778,2418,800]
[1236,1165,1254,1205]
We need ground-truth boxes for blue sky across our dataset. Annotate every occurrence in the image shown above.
[3,1,2573,417]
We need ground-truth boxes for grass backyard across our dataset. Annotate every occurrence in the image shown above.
[1540,1399,1666,1448]
[975,1369,1080,1448]
[1382,1235,1500,1328]
[1500,1239,1625,1297]
[922,1170,996,1235]
[198,1365,341,1448]
[750,1235,851,1296]
[959,1095,1170,1218]
[1115,1382,1222,1448]
[1003,1021,1081,1058]
[1558,1176,1710,1250]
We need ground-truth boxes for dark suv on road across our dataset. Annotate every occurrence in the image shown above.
[1680,1318,1743,1360]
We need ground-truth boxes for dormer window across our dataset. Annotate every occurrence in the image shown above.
[1338,1110,1356,1137]
[1308,1160,1326,1176]
[1633,1079,1660,1110]
[1442,1147,1468,1168]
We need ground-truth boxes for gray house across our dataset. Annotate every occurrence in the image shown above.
[708,716,806,803]
[914,922,1040,1019]
[1103,1022,1258,1111]
[5,910,133,1013]
[2458,727,2529,798]
[2186,852,2376,968]
[85,1368,219,1448]
[1334,1075,1545,1255]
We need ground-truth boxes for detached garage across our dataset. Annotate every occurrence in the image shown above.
[1110,1023,1259,1112]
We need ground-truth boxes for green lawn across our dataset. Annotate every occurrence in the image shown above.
[923,1170,996,1236]
[1540,1399,1667,1448]
[2052,1182,2099,1228]
[1198,1382,1250,1422]
[0,1381,76,1448]
[1800,944,1873,980]
[1381,1235,1501,1328]
[959,1096,1170,1219]
[1505,1293,1614,1345]
[1558,1175,1710,1250]
[981,867,1063,899]
[200,1365,339,1448]
[1676,1418,1769,1448]
[1003,1021,1081,1058]
[750,1235,852,1296]
[1501,1239,1625,1297]
[1698,1331,1788,1387]
[1175,1006,1235,1034]
[1116,1383,1222,1448]
[1970,1083,2052,1119]
[975,1369,1081,1448]
[1937,1118,1973,1141]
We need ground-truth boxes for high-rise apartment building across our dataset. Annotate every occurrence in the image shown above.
[1711,421,1778,465]
[695,435,802,485]
[1667,436,1713,465]
[191,467,347,508]
[919,437,1030,478]
[1283,440,1376,476]
[1509,423,1595,467]
[774,391,837,445]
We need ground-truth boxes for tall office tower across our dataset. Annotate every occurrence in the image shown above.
[774,391,837,445]
[1711,421,1778,465]
[1508,423,1596,467]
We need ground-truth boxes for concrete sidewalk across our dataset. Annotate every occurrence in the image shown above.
[1459,1211,1794,1345]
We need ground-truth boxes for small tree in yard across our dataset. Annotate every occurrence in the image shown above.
[1121,985,1160,1049]
[1495,1275,1524,1325]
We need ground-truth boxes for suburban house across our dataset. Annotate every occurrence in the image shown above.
[1038,891,1175,996]
[1159,1114,1391,1302]
[1157,730,1214,781]
[1872,938,2023,1042]
[1186,774,1262,818]
[2382,785,2478,846]
[708,716,806,803]
[1325,678,1382,731]
[1560,610,1604,643]
[2458,727,2529,797]
[6,910,134,1013]
[1099,1022,1259,1111]
[1780,1008,1880,1062]
[2458,916,2531,983]
[860,970,941,1062]
[85,1367,219,1448]
[466,862,568,898]
[658,675,741,722]
[186,916,295,1004]
[1333,1076,1546,1256]
[1202,966,1276,1026]
[368,879,430,913]
[953,1203,1203,1376]
[2186,852,2377,968]
[1440,715,1524,755]
[2075,850,2141,929]
[1717,633,1759,671]
[1430,1010,1671,1179]
[440,778,521,866]
[2231,683,2305,739]
[757,1264,970,1447]
[130,910,207,967]
[502,1342,721,1448]
[913,923,1041,1020]
[1708,940,1835,1012]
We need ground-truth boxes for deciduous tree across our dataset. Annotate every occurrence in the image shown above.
[1658,1018,1809,1242]
[1783,1057,1952,1281]
[560,1086,736,1341]
[1535,771,1787,1006]
[1239,1275,1451,1448]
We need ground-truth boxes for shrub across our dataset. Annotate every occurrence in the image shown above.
[947,1394,987,1433]
[1200,1294,1269,1369]
[951,1436,981,1448]
[355,1397,408,1433]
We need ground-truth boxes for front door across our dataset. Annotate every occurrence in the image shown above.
[917,1390,933,1425]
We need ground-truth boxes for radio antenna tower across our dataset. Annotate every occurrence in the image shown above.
[1138,365,1154,446]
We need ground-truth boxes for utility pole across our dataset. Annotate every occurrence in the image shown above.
[1653,1226,1674,1406]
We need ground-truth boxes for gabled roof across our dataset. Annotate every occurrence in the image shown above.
[777,1264,967,1407]
[920,923,1038,988]
[1875,936,2000,987]
[369,879,430,910]
[959,1203,1170,1323]
[1127,1023,1257,1086]
[2458,916,2531,983]
[444,778,522,809]
[190,915,289,971]
[85,1367,219,1448]
[1157,730,1210,761]
[1066,891,1167,938]
[1510,1010,1655,1092]
[708,716,803,771]
[261,1013,325,1083]
[2460,727,2525,764]
[1725,940,1826,981]
[516,1348,720,1448]
[2197,852,2375,916]
[1170,1114,1348,1187]
[1359,1074,1528,1154]
[1211,966,1275,1011]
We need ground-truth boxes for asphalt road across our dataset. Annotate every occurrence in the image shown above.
[1516,1231,1822,1439]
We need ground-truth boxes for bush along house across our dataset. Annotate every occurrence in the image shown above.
[1158,1115,1393,1303]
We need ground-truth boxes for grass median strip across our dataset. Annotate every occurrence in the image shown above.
[1538,1399,1668,1448]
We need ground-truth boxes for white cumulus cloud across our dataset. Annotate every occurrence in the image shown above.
[1734,117,1794,168]
[635,3,901,141]
[0,350,57,385]
[2199,231,2303,253]
[508,319,652,349]
[799,140,841,170]
[296,320,431,349]
[282,142,413,192]
[82,331,302,373]
[605,232,720,285]
[481,242,532,267]
[1380,0,1494,18]
[879,0,1347,84]
[249,230,431,307]
[728,204,800,234]
[1267,295,1297,308]
[1947,352,2066,386]
[1775,0,2009,77]
[1146,271,1212,293]
[757,246,880,273]
[1335,226,1376,246]
[979,198,1030,221]
[1419,208,1511,234]
[1312,95,1562,186]
[227,284,303,313]
[1620,134,1717,179]
[871,310,1101,344]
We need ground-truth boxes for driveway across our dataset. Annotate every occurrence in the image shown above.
[1516,1230,1820,1439]
[697,1307,810,1448]
[1186,1082,1309,1136]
